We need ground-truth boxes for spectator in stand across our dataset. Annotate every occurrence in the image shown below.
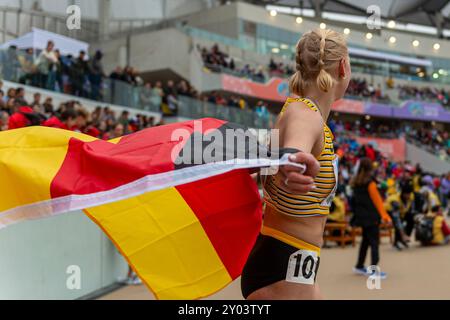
[386,76,394,89]
[118,110,130,133]
[103,123,124,140]
[53,49,64,92]
[428,205,450,245]
[30,92,42,113]
[36,41,58,89]
[18,48,36,85]
[152,81,164,110]
[8,99,45,129]
[15,87,28,106]
[70,51,89,97]
[42,97,54,117]
[4,88,15,104]
[47,48,60,91]
[440,173,450,214]
[255,101,269,119]
[161,80,179,116]
[1,45,20,82]
[43,108,88,131]
[0,111,8,130]
[89,50,105,101]
[140,82,154,111]
[0,90,5,111]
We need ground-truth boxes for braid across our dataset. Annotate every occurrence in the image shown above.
[318,30,327,69]
[290,28,347,95]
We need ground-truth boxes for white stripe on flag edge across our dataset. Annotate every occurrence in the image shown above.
[0,154,303,230]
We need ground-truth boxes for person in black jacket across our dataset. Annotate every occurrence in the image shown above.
[70,51,89,97]
[350,157,391,279]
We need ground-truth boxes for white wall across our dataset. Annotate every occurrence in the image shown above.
[0,210,128,299]
[93,28,192,79]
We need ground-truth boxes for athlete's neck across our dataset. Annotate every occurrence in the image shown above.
[302,88,334,122]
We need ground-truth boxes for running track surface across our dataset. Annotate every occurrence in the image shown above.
[99,236,450,300]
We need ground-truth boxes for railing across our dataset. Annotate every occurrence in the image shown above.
[177,96,275,129]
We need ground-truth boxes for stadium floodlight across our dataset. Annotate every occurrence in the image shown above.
[389,36,396,44]
[320,22,326,29]
[343,28,350,35]
[433,43,440,50]
[387,20,396,29]
[412,40,420,47]
[270,10,277,17]
[365,32,373,40]
[296,17,303,24]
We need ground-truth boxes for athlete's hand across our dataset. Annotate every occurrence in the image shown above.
[278,152,320,194]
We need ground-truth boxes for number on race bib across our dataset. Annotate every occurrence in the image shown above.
[286,249,320,285]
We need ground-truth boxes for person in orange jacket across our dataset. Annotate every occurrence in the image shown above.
[350,157,392,279]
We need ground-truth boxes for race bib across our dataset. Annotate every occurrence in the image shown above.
[321,155,339,207]
[286,249,320,285]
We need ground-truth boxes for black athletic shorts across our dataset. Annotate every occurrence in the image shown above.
[241,226,321,299]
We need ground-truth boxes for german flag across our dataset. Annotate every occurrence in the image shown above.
[0,118,291,299]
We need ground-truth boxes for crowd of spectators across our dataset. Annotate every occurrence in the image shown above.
[200,44,265,82]
[0,83,158,139]
[0,41,153,106]
[345,78,388,101]
[0,42,110,101]
[398,85,450,107]
[329,119,450,162]
[268,58,295,78]
[330,132,450,248]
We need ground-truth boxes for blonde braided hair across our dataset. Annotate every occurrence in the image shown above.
[289,28,347,96]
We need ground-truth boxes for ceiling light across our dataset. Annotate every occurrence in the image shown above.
[412,40,420,47]
[296,17,303,24]
[387,20,396,28]
[366,32,373,40]
[343,28,350,35]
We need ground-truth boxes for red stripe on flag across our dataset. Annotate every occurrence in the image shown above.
[50,118,226,197]
[176,169,262,279]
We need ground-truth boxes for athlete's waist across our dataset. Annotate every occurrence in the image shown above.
[263,205,325,249]
[260,225,321,255]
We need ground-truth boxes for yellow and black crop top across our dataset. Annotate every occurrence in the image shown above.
[263,97,338,217]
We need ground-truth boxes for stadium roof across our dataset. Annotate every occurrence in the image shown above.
[242,0,450,36]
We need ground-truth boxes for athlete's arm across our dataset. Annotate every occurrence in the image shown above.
[276,102,322,194]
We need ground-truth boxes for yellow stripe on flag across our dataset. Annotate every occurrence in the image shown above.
[0,127,96,212]
[85,187,232,300]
